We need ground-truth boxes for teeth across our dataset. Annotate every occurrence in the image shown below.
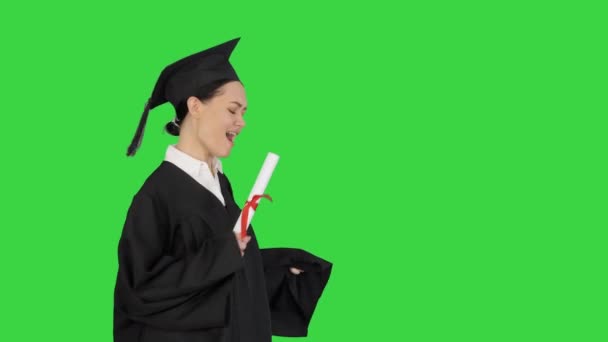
[227,131,237,137]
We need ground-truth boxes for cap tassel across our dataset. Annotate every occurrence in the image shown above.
[126,99,151,157]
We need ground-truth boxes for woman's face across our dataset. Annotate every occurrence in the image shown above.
[187,81,247,158]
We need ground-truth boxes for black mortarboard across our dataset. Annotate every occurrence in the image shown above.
[126,37,242,156]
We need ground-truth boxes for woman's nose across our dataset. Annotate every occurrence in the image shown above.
[236,114,246,128]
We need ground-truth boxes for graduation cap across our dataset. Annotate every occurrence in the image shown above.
[126,37,242,157]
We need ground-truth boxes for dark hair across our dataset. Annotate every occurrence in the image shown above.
[164,78,239,136]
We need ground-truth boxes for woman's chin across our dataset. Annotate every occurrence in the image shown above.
[222,140,235,156]
[215,148,232,158]
[211,140,235,158]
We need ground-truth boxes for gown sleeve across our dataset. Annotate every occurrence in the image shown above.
[114,193,244,331]
[259,247,333,337]
[220,172,332,336]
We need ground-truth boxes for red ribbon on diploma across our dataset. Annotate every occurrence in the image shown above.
[241,194,273,239]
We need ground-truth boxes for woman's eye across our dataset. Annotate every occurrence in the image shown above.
[229,109,236,114]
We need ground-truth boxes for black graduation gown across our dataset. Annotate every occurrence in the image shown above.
[113,161,332,342]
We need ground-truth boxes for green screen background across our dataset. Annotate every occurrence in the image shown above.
[0,1,605,341]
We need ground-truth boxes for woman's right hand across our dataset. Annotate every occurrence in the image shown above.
[234,232,252,256]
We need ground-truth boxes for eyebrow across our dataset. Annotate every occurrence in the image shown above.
[230,101,248,110]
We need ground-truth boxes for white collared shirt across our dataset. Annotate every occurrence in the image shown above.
[164,144,226,206]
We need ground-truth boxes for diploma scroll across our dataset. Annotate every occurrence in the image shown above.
[232,152,279,237]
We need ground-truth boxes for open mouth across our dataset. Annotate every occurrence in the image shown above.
[226,131,237,144]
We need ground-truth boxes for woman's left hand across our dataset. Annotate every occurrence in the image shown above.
[289,267,304,275]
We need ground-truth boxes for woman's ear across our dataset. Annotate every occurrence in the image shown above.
[186,96,204,118]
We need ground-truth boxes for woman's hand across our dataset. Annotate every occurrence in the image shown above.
[234,232,252,256]
[233,233,304,275]
[289,267,304,275]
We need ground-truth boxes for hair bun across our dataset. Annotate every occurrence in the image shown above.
[164,120,180,136]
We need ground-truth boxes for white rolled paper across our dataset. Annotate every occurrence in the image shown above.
[232,152,280,234]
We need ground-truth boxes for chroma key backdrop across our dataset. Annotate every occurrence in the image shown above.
[0,1,605,341]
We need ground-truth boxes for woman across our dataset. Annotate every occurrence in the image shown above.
[113,37,332,342]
